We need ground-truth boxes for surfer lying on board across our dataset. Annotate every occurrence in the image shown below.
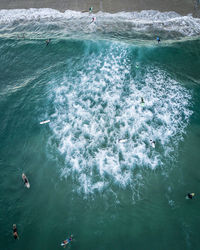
[22,173,30,189]
[22,174,28,185]
[187,193,195,199]
[13,224,19,240]
[61,235,73,248]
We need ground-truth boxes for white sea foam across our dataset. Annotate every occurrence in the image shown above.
[0,9,200,38]
[48,43,193,194]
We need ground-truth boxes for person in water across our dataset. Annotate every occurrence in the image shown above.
[91,17,96,23]
[187,193,195,199]
[141,97,144,104]
[157,37,160,43]
[150,139,156,147]
[22,174,28,185]
[89,6,93,13]
[45,39,51,46]
[62,235,73,248]
[13,224,19,240]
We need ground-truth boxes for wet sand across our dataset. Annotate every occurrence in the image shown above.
[0,0,199,17]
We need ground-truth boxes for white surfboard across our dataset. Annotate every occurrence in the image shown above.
[119,139,127,143]
[40,120,50,125]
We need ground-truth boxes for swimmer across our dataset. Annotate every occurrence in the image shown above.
[150,140,156,148]
[141,97,144,104]
[187,193,195,199]
[45,39,51,46]
[61,235,73,248]
[156,37,160,43]
[13,224,19,240]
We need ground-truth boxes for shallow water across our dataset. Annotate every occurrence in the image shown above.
[0,9,200,250]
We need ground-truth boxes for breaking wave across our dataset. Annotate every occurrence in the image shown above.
[48,43,193,193]
[0,9,200,41]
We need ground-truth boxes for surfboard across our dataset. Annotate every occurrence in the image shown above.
[150,140,155,148]
[119,139,127,143]
[22,173,30,189]
[40,120,50,125]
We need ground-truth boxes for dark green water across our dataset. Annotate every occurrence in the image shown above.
[0,9,200,250]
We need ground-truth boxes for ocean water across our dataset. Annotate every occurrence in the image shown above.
[0,9,200,250]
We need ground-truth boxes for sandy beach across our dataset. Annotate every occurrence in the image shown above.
[0,0,199,17]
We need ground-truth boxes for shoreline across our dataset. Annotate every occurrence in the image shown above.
[0,0,200,17]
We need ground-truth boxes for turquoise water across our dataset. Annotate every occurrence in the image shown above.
[0,9,200,250]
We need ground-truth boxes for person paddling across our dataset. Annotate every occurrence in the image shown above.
[22,173,28,185]
[61,235,73,248]
[13,224,19,240]
[22,173,30,188]
[187,193,195,199]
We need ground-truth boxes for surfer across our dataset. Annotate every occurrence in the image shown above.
[91,17,96,23]
[89,7,93,13]
[156,37,160,43]
[187,193,195,199]
[45,39,51,46]
[13,224,19,240]
[22,173,28,185]
[22,173,30,188]
[61,235,73,248]
[150,140,156,148]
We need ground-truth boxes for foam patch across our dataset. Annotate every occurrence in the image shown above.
[48,43,192,193]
